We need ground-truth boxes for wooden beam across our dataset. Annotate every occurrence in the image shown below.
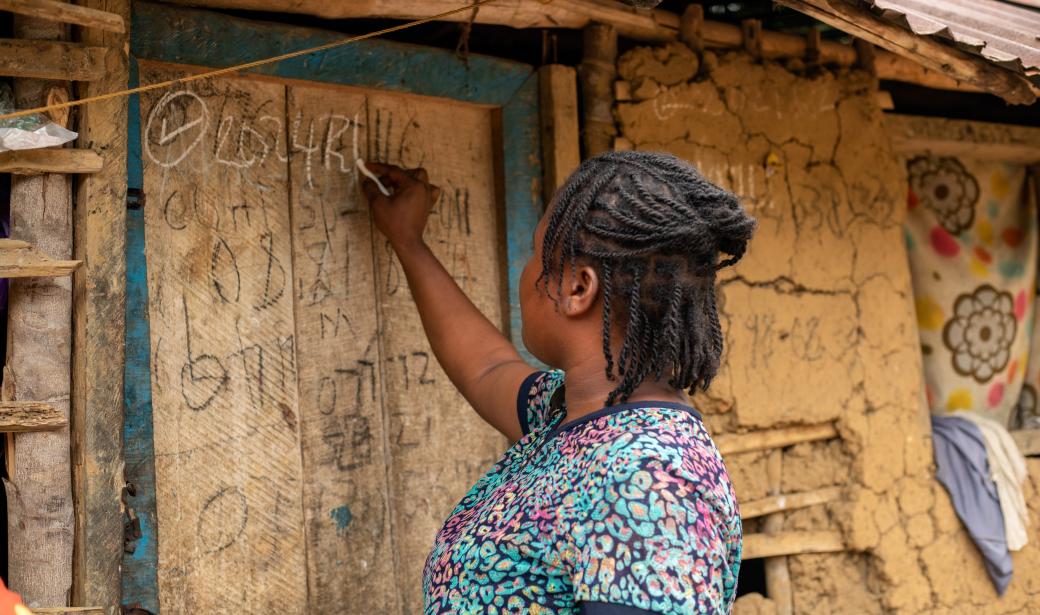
[0,149,104,175]
[741,486,843,520]
[5,10,75,606]
[0,0,124,32]
[679,4,703,53]
[33,608,105,615]
[762,450,792,615]
[0,401,67,432]
[160,0,984,94]
[71,0,129,612]
[0,238,81,278]
[538,64,581,202]
[580,22,617,158]
[885,114,1040,164]
[775,0,1036,104]
[1012,429,1040,456]
[716,422,839,456]
[0,38,104,80]
[742,531,846,560]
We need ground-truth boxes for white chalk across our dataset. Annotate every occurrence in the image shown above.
[356,158,392,197]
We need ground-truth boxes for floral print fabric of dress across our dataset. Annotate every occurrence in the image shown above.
[904,156,1038,427]
[422,370,742,614]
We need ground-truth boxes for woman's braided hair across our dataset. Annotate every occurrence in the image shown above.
[538,151,756,405]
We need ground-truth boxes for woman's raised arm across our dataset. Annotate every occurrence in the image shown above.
[361,162,535,441]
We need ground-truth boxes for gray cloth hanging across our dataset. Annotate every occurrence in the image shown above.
[931,414,1012,594]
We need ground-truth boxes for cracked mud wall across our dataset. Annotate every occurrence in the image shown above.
[614,45,1040,613]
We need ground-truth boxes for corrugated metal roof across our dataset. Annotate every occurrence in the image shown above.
[865,0,1040,83]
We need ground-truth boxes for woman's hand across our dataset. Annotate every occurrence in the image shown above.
[361,162,441,251]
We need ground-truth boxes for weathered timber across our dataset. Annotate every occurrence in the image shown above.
[0,38,104,80]
[885,114,1040,164]
[366,87,511,614]
[775,0,1036,104]
[538,64,581,202]
[679,4,704,53]
[763,450,793,615]
[5,10,74,606]
[158,0,984,94]
[715,423,839,456]
[0,239,81,278]
[71,0,129,611]
[0,401,66,432]
[33,608,105,615]
[0,0,124,32]
[742,531,846,560]
[286,85,399,614]
[580,23,617,157]
[0,149,104,175]
[740,486,843,520]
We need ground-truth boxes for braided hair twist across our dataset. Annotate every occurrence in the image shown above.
[537,151,756,405]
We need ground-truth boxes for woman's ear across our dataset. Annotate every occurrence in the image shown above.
[561,265,599,317]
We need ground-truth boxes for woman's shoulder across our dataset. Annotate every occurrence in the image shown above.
[588,407,738,512]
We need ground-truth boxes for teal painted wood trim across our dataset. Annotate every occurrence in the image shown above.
[127,57,143,192]
[502,75,543,361]
[131,1,532,107]
[123,55,160,614]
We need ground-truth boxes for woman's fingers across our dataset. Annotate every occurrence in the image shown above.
[360,177,390,204]
[407,167,430,183]
[364,161,414,190]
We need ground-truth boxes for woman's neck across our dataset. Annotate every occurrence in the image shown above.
[560,353,688,421]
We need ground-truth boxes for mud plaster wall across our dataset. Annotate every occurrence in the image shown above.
[614,44,1040,613]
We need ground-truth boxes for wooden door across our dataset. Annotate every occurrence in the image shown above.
[126,6,543,613]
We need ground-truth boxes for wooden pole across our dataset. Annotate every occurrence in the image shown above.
[538,64,581,202]
[715,422,838,456]
[579,22,617,158]
[0,149,104,175]
[0,0,125,33]
[742,531,845,560]
[762,450,793,615]
[739,486,842,520]
[5,6,74,607]
[71,0,130,612]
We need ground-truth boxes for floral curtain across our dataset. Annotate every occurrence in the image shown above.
[905,156,1038,427]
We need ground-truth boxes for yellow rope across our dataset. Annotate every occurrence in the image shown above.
[0,0,516,122]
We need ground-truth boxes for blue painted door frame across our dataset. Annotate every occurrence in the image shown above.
[123,3,543,610]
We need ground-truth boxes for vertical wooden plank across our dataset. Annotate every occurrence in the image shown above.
[538,64,580,204]
[5,7,73,608]
[367,92,508,613]
[763,449,793,615]
[286,85,400,613]
[579,23,617,158]
[138,65,306,613]
[71,1,129,612]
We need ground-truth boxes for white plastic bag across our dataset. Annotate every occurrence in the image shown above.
[0,83,77,153]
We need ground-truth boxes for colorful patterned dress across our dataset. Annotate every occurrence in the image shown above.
[422,370,743,614]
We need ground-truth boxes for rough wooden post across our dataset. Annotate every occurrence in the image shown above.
[71,0,129,612]
[538,64,581,203]
[679,4,704,53]
[4,9,74,608]
[763,449,793,615]
[579,23,617,158]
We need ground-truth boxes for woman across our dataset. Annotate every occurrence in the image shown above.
[362,151,755,614]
